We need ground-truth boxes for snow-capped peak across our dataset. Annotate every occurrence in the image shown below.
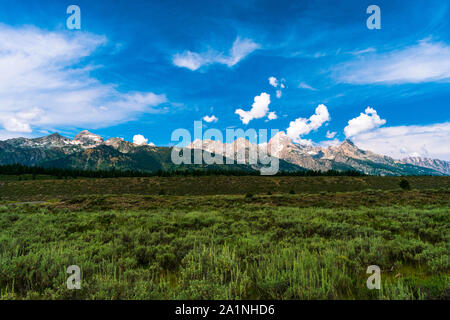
[73,130,104,148]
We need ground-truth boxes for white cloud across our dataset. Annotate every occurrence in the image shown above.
[148,142,156,147]
[298,82,316,91]
[336,39,450,84]
[326,130,337,139]
[276,90,282,98]
[267,111,277,120]
[235,92,271,124]
[351,122,450,161]
[172,51,205,71]
[344,107,386,138]
[2,117,32,132]
[319,138,341,148]
[222,38,260,66]
[268,76,278,87]
[0,25,167,135]
[0,130,33,141]
[269,77,286,98]
[173,37,259,71]
[133,134,149,145]
[286,104,330,142]
[203,115,218,123]
[349,47,376,55]
[295,138,314,146]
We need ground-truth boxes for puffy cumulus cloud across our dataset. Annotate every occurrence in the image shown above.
[268,76,278,87]
[0,25,167,135]
[276,90,282,98]
[173,37,259,71]
[344,107,386,138]
[203,115,218,123]
[335,40,450,84]
[286,104,330,143]
[235,92,271,124]
[326,130,337,139]
[133,134,149,145]
[351,122,450,161]
[269,78,286,98]
[267,111,277,120]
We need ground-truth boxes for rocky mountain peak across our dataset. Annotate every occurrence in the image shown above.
[73,130,104,148]
[187,139,225,153]
[105,137,135,153]
[45,132,63,139]
[327,138,364,160]
[269,131,293,145]
[33,132,72,147]
[232,137,252,147]
[341,139,356,148]
[267,131,296,158]
[105,137,123,143]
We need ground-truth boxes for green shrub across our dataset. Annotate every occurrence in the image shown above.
[399,179,411,190]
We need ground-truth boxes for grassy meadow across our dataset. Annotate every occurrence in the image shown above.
[0,176,449,299]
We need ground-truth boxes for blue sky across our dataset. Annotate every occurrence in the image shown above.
[0,0,449,159]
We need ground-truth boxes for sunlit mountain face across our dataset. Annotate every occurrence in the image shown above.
[0,131,446,175]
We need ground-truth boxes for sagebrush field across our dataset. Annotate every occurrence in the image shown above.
[0,176,449,299]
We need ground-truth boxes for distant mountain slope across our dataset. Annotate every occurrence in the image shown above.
[39,143,303,173]
[0,130,446,175]
[401,157,450,175]
[0,133,82,166]
[265,132,444,176]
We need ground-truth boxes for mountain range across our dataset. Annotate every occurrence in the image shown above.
[0,130,448,176]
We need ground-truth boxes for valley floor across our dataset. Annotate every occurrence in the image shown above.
[0,175,449,201]
[0,177,449,299]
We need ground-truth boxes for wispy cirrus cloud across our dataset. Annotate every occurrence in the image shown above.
[173,37,260,71]
[334,39,450,84]
[0,25,167,136]
[348,47,376,56]
[326,130,337,139]
[298,82,317,91]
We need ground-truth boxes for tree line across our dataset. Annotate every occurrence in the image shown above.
[0,163,366,178]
